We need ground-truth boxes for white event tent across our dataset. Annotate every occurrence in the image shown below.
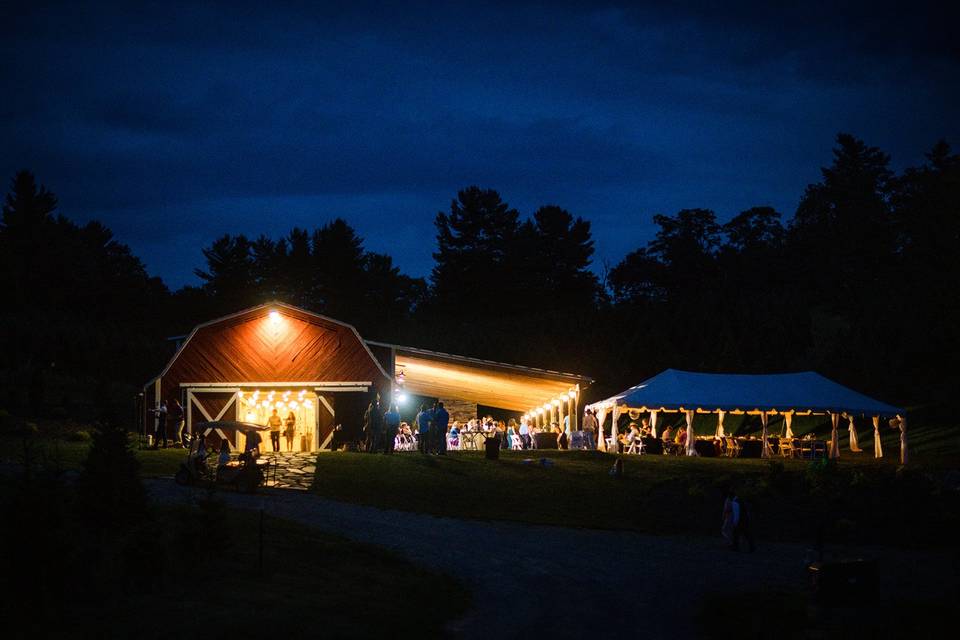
[586,369,907,463]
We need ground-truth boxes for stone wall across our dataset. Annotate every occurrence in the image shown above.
[442,398,476,423]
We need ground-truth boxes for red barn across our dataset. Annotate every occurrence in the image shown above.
[144,303,392,451]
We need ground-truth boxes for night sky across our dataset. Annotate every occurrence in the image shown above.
[3,1,958,289]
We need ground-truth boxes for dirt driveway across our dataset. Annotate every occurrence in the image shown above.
[146,479,950,639]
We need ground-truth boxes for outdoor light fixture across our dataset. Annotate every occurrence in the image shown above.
[397,393,408,404]
[269,309,281,322]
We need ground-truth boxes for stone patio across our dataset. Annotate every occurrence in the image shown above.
[260,452,318,490]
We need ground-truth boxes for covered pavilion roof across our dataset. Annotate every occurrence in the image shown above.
[367,341,592,413]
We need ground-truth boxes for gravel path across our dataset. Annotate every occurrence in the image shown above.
[146,479,823,639]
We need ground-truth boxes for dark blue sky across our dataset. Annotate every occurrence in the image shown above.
[3,1,958,289]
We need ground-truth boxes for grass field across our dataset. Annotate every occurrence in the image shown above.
[3,421,957,549]
[305,448,960,546]
[1,494,467,639]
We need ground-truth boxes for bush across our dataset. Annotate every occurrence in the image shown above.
[804,458,839,497]
[75,421,147,530]
[66,429,92,442]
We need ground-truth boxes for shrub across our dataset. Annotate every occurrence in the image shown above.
[66,429,92,442]
[804,458,839,497]
[75,421,147,530]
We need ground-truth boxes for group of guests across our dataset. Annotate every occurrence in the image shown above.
[266,408,298,452]
[616,417,689,454]
[148,398,185,449]
[362,398,451,454]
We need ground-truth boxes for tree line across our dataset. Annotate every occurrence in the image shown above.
[1,133,957,422]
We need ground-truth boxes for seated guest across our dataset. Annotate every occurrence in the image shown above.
[449,421,460,437]
[624,422,641,443]
[639,418,651,438]
[661,425,674,442]
[217,439,231,467]
[676,426,688,447]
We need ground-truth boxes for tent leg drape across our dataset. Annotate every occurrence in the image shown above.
[650,410,658,439]
[685,409,697,456]
[872,415,883,458]
[596,405,608,452]
[898,414,908,465]
[716,409,725,438]
[829,412,840,459]
[848,415,862,452]
[761,412,772,458]
[611,406,621,454]
[784,411,794,439]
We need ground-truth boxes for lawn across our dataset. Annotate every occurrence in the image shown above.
[3,422,958,550]
[0,489,467,639]
[305,447,960,548]
[0,434,185,476]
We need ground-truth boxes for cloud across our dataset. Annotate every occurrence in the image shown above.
[1,1,957,289]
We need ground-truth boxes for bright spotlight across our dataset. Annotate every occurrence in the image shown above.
[269,310,281,322]
[397,393,408,404]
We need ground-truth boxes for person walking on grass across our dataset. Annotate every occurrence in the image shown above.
[267,409,282,452]
[730,489,755,552]
[721,488,736,547]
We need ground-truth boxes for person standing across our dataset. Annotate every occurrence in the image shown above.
[267,409,283,452]
[153,401,168,449]
[169,398,185,447]
[368,397,384,452]
[415,404,432,454]
[721,488,735,547]
[432,401,449,455]
[582,409,598,450]
[731,490,755,552]
[519,417,531,449]
[284,411,297,451]
[383,403,400,454]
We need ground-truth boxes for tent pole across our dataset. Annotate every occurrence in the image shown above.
[872,415,883,458]
[898,414,908,465]
[761,411,771,458]
[829,412,840,459]
[685,409,696,456]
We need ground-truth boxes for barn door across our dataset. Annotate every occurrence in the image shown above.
[317,393,336,450]
[187,390,238,446]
